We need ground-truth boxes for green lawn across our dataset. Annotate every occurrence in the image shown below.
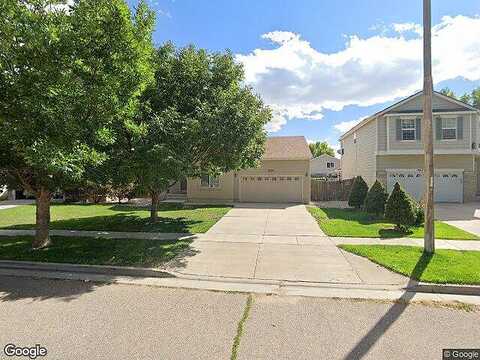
[0,203,231,234]
[0,236,192,267]
[339,244,480,285]
[308,207,478,240]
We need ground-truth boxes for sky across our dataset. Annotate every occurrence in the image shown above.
[127,0,480,154]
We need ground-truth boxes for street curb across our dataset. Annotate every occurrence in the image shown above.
[412,283,480,296]
[0,260,175,278]
[0,260,479,302]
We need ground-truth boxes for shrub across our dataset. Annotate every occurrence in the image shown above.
[385,182,417,231]
[364,180,388,215]
[348,176,369,209]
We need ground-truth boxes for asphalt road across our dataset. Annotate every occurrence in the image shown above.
[0,275,479,360]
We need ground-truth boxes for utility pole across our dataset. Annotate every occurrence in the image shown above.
[423,0,435,253]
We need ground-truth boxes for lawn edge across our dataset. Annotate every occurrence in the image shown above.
[338,244,480,286]
[307,206,479,241]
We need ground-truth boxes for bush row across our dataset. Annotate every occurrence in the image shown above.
[348,176,424,231]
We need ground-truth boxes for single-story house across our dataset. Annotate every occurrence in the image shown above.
[310,154,341,180]
[339,90,480,203]
[187,136,312,203]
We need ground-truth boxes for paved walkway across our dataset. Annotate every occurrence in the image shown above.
[165,204,408,286]
[332,236,480,251]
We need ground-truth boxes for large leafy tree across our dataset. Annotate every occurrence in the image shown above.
[309,141,335,158]
[130,43,271,220]
[0,0,155,248]
[439,86,480,109]
[459,88,480,109]
[439,87,455,98]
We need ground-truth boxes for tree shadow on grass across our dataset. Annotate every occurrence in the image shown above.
[109,203,231,212]
[343,251,433,360]
[320,208,414,239]
[378,228,413,239]
[320,207,388,226]
[4,214,203,233]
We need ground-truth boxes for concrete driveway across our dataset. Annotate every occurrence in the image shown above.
[166,204,407,286]
[435,202,480,236]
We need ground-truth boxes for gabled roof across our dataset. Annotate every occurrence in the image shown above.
[339,90,479,141]
[311,154,338,161]
[263,136,312,160]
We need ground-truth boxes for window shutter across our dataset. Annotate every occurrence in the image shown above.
[416,117,421,140]
[396,118,402,141]
[457,116,464,140]
[435,117,442,140]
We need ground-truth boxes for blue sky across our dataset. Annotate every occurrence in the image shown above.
[128,0,480,152]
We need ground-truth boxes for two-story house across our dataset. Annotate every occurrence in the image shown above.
[310,154,341,179]
[339,91,480,203]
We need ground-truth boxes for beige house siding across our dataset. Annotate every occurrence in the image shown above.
[188,159,311,203]
[377,116,387,151]
[340,118,377,185]
[310,155,340,175]
[187,172,235,202]
[376,154,477,201]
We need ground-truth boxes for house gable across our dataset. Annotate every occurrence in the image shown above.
[386,92,476,114]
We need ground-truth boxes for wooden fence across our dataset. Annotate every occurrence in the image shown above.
[311,178,354,201]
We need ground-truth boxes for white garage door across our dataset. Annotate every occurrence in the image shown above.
[387,169,463,203]
[240,175,303,203]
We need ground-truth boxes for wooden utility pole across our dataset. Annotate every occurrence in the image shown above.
[423,0,435,253]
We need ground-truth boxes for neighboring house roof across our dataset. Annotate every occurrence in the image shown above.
[311,154,339,162]
[339,90,480,141]
[263,136,312,160]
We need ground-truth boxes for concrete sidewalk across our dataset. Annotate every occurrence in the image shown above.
[332,236,480,251]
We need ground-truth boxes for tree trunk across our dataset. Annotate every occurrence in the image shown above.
[33,188,51,249]
[150,190,160,222]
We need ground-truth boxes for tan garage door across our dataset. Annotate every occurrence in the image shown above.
[240,175,303,203]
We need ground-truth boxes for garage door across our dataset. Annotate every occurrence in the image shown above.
[387,169,463,203]
[240,175,303,203]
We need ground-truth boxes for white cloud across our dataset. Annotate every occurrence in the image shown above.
[237,16,480,132]
[334,116,367,133]
[393,22,422,35]
[262,31,299,44]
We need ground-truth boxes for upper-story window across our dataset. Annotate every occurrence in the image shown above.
[441,118,457,140]
[326,162,335,169]
[401,118,416,140]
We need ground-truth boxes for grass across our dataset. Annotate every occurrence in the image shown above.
[308,207,479,240]
[0,203,231,234]
[0,235,192,267]
[339,244,480,285]
[231,294,253,360]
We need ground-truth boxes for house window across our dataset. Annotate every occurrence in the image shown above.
[401,118,416,140]
[200,175,220,188]
[442,118,457,140]
[326,162,335,169]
